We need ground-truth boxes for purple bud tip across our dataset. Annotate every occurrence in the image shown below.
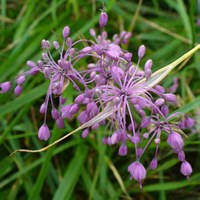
[138,45,146,59]
[167,132,184,150]
[141,117,150,128]
[185,117,195,128]
[163,93,177,102]
[51,108,59,120]
[82,128,90,138]
[118,143,128,156]
[144,59,153,70]
[53,41,60,49]
[155,98,165,107]
[27,60,37,68]
[16,75,26,85]
[41,39,50,49]
[128,161,146,188]
[63,26,70,38]
[0,81,12,93]
[14,85,23,96]
[56,117,64,129]
[110,132,119,145]
[89,29,96,37]
[150,158,158,170]
[180,161,193,178]
[40,103,47,114]
[99,11,108,28]
[38,124,50,141]
[178,150,185,162]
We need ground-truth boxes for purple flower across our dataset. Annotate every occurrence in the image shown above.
[99,11,108,28]
[128,161,146,188]
[167,132,184,151]
[38,124,50,141]
[180,161,193,178]
[0,81,11,93]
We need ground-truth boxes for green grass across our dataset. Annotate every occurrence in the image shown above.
[0,0,200,199]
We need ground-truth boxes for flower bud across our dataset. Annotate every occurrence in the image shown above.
[150,158,158,170]
[178,150,185,162]
[110,132,119,145]
[51,108,59,120]
[38,124,50,141]
[75,94,86,105]
[128,161,146,188]
[99,11,108,28]
[0,81,11,93]
[53,41,60,49]
[118,143,128,156]
[89,29,96,37]
[138,45,145,59]
[27,60,37,68]
[14,85,23,96]
[155,98,165,107]
[180,161,193,178]
[56,117,64,129]
[16,75,25,85]
[141,117,150,128]
[41,39,50,49]
[144,59,153,70]
[40,103,47,114]
[167,132,184,151]
[163,93,177,102]
[161,104,169,116]
[81,128,90,138]
[154,85,165,93]
[62,26,70,38]
[184,117,195,128]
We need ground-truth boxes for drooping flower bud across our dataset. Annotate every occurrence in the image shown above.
[167,132,184,151]
[184,117,195,128]
[178,150,185,162]
[110,131,119,145]
[150,158,158,170]
[16,75,26,85]
[180,161,193,178]
[0,81,11,93]
[14,85,23,96]
[118,143,128,156]
[128,161,146,188]
[99,11,108,28]
[56,117,64,129]
[38,124,50,141]
[82,128,90,138]
[40,103,47,114]
[51,108,59,120]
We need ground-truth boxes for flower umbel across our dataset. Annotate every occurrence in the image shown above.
[2,10,199,188]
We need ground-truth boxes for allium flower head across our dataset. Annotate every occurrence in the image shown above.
[1,9,198,188]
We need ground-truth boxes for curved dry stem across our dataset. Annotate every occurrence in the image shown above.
[10,104,117,156]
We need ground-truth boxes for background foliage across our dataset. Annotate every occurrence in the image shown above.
[0,0,200,199]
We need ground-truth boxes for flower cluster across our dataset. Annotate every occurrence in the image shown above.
[0,11,195,188]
